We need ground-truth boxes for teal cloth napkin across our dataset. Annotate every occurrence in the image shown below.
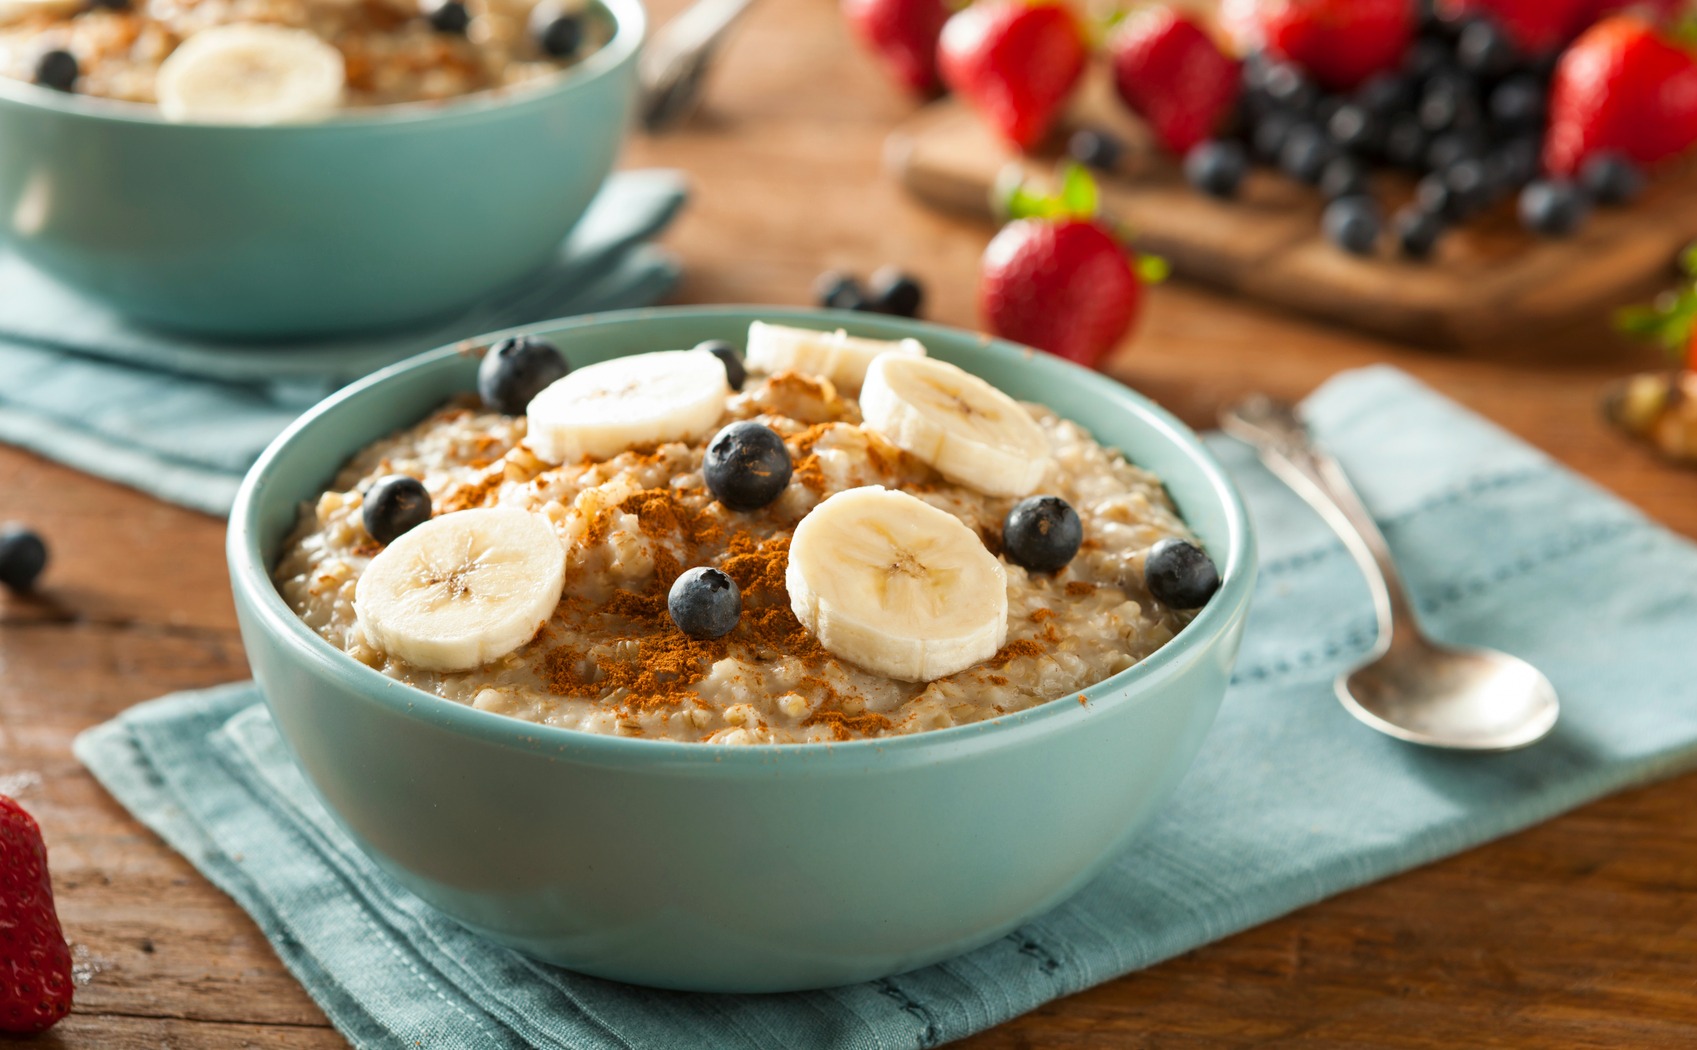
[74,366,1697,1049]
[0,170,687,516]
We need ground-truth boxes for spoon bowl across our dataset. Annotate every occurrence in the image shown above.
[1339,640,1561,751]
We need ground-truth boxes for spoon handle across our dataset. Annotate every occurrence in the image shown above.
[1219,395,1420,651]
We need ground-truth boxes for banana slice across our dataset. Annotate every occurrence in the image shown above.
[0,0,83,25]
[525,349,729,464]
[354,508,565,673]
[859,354,1050,498]
[156,25,346,124]
[788,486,1008,682]
[744,321,926,392]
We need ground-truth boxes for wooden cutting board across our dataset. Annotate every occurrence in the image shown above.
[884,74,1697,347]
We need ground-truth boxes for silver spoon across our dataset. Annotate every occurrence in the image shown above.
[1220,395,1559,751]
[639,0,758,133]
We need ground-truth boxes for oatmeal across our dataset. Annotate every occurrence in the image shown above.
[0,0,610,116]
[274,326,1218,744]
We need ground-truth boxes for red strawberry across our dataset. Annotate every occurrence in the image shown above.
[0,796,73,1035]
[1110,8,1242,155]
[1544,16,1697,177]
[1437,0,1593,54]
[939,1,1088,150]
[981,168,1149,368]
[1222,0,1413,92]
[843,0,952,97]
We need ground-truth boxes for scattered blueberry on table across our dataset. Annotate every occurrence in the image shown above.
[695,339,747,391]
[1184,140,1247,199]
[478,335,570,415]
[668,567,742,640]
[362,476,432,545]
[1068,127,1126,173]
[813,270,867,312]
[0,526,48,592]
[703,421,793,512]
[1002,496,1082,574]
[812,268,925,318]
[1143,538,1219,610]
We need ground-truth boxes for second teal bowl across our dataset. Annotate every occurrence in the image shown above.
[227,307,1257,992]
[0,0,643,337]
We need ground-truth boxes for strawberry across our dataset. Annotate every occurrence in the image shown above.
[842,0,953,97]
[1222,0,1413,92]
[1109,8,1242,155]
[938,0,1088,150]
[1544,16,1697,177]
[1,796,73,1035]
[980,167,1154,368]
[1437,0,1594,54]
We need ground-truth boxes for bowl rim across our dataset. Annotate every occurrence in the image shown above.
[0,0,643,129]
[229,305,1257,764]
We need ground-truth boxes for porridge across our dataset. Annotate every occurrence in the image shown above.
[0,0,609,118]
[273,323,1223,744]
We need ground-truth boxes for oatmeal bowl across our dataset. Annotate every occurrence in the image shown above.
[228,306,1257,992]
[0,0,641,336]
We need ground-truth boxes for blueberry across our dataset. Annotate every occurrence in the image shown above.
[1067,128,1125,172]
[1143,538,1219,610]
[1184,140,1247,199]
[1263,63,1319,114]
[1490,136,1542,188]
[1426,129,1484,172]
[1323,196,1382,256]
[1383,117,1429,170]
[426,0,470,33]
[33,49,77,92]
[1327,104,1381,156]
[668,567,741,640]
[867,267,924,318]
[1320,156,1372,201]
[478,335,569,414]
[530,3,584,57]
[813,270,866,311]
[1445,158,1493,215]
[1405,37,1451,80]
[1457,19,1517,78]
[0,526,47,592]
[1356,73,1412,118]
[1251,111,1298,162]
[1314,96,1345,131]
[1579,152,1645,206]
[1489,75,1545,131]
[694,339,746,391]
[1419,72,1480,133]
[363,476,432,545]
[703,421,792,512]
[1519,179,1589,236]
[1001,496,1082,574]
[1279,124,1334,184]
[1416,171,1459,218]
[1394,205,1446,259]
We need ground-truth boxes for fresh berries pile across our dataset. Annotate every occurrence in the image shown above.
[980,165,1166,368]
[1214,2,1696,257]
[1,795,74,1035]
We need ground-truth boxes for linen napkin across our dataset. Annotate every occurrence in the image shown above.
[0,170,687,517]
[75,366,1697,1049]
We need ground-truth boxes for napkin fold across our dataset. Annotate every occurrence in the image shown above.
[0,170,688,516]
[75,367,1697,1049]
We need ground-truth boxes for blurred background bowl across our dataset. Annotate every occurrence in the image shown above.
[0,0,643,338]
[227,307,1257,992]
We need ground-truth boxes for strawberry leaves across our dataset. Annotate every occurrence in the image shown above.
[1615,241,1697,366]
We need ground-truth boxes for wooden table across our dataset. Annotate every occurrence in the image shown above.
[4,2,1696,1046]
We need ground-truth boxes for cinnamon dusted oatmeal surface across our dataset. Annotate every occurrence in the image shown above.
[0,0,609,109]
[273,369,1203,743]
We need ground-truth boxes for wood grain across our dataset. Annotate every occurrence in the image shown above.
[885,77,1697,347]
[2,1,1695,1047]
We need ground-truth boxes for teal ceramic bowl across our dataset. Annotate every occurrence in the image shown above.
[228,307,1257,992]
[0,0,642,337]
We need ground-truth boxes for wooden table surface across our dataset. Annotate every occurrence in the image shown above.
[4,2,1696,1046]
